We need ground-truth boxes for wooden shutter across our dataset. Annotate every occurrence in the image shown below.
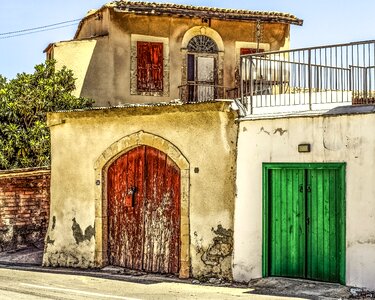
[137,42,163,92]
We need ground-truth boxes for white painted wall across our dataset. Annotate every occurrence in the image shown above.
[244,91,352,115]
[233,112,375,289]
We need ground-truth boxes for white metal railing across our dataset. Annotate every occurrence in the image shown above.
[240,40,375,115]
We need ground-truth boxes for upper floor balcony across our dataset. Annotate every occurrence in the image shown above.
[178,83,238,103]
[239,40,375,116]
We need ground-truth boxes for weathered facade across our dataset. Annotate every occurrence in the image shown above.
[233,107,375,289]
[0,168,50,252]
[45,1,302,106]
[43,101,238,279]
[42,1,303,280]
[41,1,375,291]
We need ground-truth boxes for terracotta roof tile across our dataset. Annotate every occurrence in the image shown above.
[108,1,303,25]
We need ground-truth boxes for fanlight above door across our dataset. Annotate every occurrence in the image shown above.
[187,35,218,53]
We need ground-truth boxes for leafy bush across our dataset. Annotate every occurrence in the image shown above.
[0,60,93,169]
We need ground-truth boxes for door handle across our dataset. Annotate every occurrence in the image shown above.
[127,186,137,207]
[299,185,312,193]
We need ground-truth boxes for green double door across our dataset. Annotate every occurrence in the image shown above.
[263,163,345,284]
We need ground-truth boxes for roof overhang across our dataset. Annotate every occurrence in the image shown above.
[73,1,303,39]
[112,1,303,26]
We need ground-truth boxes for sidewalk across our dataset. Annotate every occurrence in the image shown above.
[0,246,373,299]
[0,243,44,266]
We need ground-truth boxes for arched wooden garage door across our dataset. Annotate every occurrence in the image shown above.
[107,145,181,274]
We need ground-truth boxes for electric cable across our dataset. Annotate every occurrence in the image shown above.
[0,19,81,36]
[0,23,79,40]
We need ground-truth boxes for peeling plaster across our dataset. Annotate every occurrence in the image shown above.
[71,218,95,244]
[273,128,288,136]
[46,235,55,245]
[44,244,95,268]
[258,127,270,135]
[196,225,233,279]
[51,216,56,230]
[357,238,375,245]
[348,238,375,247]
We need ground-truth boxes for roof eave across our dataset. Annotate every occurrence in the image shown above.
[113,7,303,25]
[73,2,303,38]
[43,43,54,54]
[113,1,303,26]
[74,4,111,39]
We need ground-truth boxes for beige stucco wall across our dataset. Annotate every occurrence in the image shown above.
[43,101,238,279]
[50,7,290,107]
[233,112,375,289]
[52,38,102,98]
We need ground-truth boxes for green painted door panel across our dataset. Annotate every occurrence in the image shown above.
[263,163,345,284]
[307,169,341,282]
[268,168,306,278]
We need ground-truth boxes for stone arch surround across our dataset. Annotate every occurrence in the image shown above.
[93,130,190,278]
[181,26,224,52]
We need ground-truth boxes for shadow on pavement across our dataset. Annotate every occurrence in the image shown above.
[246,277,351,299]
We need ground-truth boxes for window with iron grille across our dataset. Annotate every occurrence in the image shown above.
[137,42,163,92]
[187,35,218,53]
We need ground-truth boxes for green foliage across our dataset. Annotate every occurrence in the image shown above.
[0,60,93,170]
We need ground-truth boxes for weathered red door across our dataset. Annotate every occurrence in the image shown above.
[107,145,180,274]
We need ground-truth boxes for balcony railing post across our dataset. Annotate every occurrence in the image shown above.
[240,57,245,111]
[364,67,368,100]
[249,56,254,114]
[308,49,312,110]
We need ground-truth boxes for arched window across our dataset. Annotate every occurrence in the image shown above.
[185,35,219,102]
[187,35,218,53]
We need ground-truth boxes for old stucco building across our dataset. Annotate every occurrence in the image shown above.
[45,1,302,107]
[43,1,303,280]
[43,1,375,291]
[44,102,238,279]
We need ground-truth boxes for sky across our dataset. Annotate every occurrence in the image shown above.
[1,0,375,79]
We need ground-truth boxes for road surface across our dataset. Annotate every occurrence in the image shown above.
[0,267,294,300]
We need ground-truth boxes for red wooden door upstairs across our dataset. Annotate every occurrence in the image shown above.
[107,146,181,274]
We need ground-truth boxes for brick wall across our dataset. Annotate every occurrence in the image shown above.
[0,168,50,251]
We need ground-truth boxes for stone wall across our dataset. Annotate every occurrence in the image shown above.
[0,168,50,251]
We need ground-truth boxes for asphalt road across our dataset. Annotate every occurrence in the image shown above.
[0,267,291,300]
